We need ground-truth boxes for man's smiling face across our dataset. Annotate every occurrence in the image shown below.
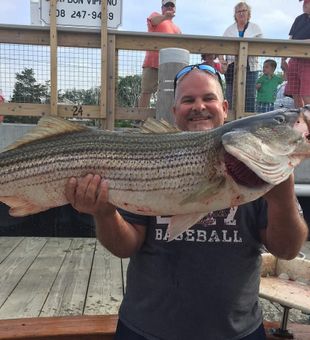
[173,70,228,132]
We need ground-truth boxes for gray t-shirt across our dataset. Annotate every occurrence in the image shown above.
[118,198,267,340]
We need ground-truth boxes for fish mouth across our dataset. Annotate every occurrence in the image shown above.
[222,106,310,186]
[224,152,268,187]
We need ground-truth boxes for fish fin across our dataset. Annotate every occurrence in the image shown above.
[180,177,225,205]
[0,196,48,217]
[167,213,206,241]
[140,118,181,134]
[1,116,88,152]
[222,130,294,185]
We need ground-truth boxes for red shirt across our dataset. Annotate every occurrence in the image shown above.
[143,12,181,69]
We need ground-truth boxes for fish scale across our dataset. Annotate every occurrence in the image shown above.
[0,129,216,192]
[0,107,310,240]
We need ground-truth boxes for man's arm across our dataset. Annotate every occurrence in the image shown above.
[260,175,309,260]
[149,11,175,26]
[65,174,146,258]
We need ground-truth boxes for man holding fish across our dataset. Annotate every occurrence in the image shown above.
[65,64,308,340]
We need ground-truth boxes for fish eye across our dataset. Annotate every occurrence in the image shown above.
[274,115,286,124]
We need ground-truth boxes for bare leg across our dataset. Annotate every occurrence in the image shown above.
[302,95,310,106]
[293,94,304,108]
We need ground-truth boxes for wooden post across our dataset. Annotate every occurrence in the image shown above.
[235,41,248,119]
[100,0,108,128]
[156,48,189,124]
[49,0,58,116]
[106,34,116,130]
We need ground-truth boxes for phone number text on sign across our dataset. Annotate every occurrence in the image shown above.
[40,0,122,29]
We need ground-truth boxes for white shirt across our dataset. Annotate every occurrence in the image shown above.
[223,22,263,71]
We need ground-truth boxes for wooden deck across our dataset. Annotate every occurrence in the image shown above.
[0,237,127,319]
[0,237,309,339]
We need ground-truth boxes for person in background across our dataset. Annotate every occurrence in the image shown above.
[255,59,283,113]
[138,0,181,108]
[281,0,310,108]
[222,2,262,112]
[201,53,227,74]
[201,53,227,90]
[65,64,308,340]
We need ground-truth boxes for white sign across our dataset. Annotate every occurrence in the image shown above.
[40,0,122,29]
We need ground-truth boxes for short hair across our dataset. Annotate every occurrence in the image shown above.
[174,69,224,103]
[234,2,251,21]
[264,59,277,70]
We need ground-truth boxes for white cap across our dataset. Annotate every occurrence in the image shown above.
[162,0,176,6]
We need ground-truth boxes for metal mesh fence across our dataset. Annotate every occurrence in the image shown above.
[0,41,304,112]
[58,46,101,104]
[0,43,50,102]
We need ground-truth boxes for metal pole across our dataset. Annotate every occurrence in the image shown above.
[156,48,189,124]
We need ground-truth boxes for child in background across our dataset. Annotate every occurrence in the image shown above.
[256,59,283,113]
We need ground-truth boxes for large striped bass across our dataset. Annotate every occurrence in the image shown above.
[1,106,310,240]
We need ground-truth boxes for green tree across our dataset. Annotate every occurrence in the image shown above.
[7,68,49,123]
[117,74,141,108]
[11,68,48,104]
[116,74,142,128]
[59,87,100,105]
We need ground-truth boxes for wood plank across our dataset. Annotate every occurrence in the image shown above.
[0,315,118,340]
[260,277,310,314]
[0,103,102,119]
[235,41,248,118]
[0,237,48,309]
[99,0,108,128]
[0,238,71,319]
[49,0,58,116]
[0,103,155,120]
[0,26,101,48]
[0,26,309,58]
[106,34,116,130]
[0,237,24,264]
[40,238,96,317]
[249,40,310,59]
[0,316,308,340]
[84,242,123,315]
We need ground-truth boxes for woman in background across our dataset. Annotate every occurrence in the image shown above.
[222,2,262,112]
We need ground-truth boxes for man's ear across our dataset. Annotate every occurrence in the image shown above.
[223,100,229,120]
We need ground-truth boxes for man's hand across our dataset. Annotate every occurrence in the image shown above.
[65,174,116,217]
[281,58,288,72]
[65,174,146,258]
[261,174,308,259]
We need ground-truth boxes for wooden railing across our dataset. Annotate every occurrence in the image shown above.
[0,24,310,129]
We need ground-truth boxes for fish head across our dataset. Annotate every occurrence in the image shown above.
[222,106,310,186]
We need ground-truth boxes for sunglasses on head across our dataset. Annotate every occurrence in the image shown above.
[173,64,217,91]
[163,2,175,8]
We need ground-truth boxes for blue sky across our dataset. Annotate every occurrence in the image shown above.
[0,0,304,39]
